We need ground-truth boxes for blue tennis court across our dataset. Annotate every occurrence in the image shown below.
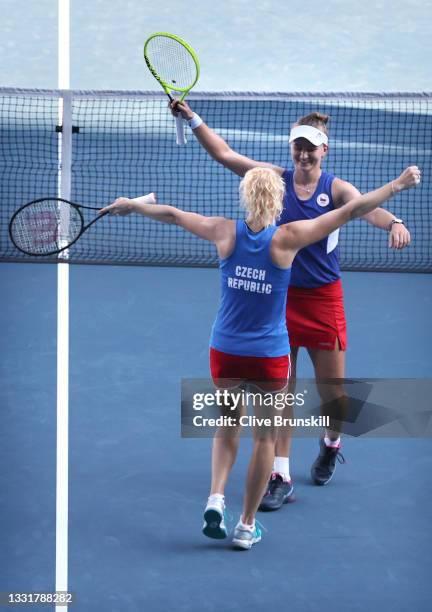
[1,262,431,611]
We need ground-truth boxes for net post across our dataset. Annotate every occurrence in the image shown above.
[58,90,73,253]
[59,91,73,201]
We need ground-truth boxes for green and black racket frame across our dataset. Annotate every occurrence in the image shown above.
[144,32,200,145]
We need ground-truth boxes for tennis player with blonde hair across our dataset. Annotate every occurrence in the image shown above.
[171,101,414,508]
[102,165,420,549]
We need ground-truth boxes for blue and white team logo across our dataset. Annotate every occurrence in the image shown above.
[316,193,330,207]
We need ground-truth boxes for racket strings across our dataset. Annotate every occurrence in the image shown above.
[11,199,82,255]
[146,36,197,90]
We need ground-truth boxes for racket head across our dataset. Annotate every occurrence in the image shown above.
[8,197,84,256]
[144,32,200,100]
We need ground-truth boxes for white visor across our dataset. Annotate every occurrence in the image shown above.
[289,125,328,146]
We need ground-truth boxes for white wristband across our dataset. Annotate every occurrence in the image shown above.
[188,113,203,130]
[133,193,156,205]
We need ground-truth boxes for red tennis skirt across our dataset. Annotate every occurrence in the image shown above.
[286,279,347,350]
[210,347,290,392]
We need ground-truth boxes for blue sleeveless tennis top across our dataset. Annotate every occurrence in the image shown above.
[279,169,340,288]
[210,220,291,357]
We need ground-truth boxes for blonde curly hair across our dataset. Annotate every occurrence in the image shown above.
[239,167,285,228]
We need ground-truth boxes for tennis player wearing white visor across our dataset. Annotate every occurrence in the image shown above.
[170,101,413,509]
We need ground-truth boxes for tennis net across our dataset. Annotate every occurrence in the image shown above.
[1,88,430,271]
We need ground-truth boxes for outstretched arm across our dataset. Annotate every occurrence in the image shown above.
[171,100,283,178]
[333,178,411,250]
[100,193,230,243]
[280,166,420,253]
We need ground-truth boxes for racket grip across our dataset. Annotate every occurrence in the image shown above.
[175,114,187,146]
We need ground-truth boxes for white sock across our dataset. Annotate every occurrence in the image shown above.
[324,436,341,448]
[207,493,224,506]
[273,456,291,481]
[239,516,255,530]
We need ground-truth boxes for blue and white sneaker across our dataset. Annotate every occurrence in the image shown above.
[202,495,227,539]
[232,519,262,550]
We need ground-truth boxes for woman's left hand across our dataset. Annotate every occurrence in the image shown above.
[388,223,411,249]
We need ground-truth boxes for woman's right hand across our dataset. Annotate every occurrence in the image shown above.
[170,99,195,121]
[394,166,421,192]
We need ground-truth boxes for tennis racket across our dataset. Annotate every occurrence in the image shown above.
[8,197,108,256]
[144,32,200,145]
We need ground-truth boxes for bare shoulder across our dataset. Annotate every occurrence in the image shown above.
[211,216,235,237]
[332,177,361,207]
[273,223,293,247]
[272,223,301,253]
[270,224,296,268]
[215,218,236,259]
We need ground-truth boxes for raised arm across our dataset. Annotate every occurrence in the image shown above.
[172,100,283,178]
[100,193,235,256]
[333,178,411,250]
[277,166,420,256]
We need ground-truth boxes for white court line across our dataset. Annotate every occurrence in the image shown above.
[56,1,70,609]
